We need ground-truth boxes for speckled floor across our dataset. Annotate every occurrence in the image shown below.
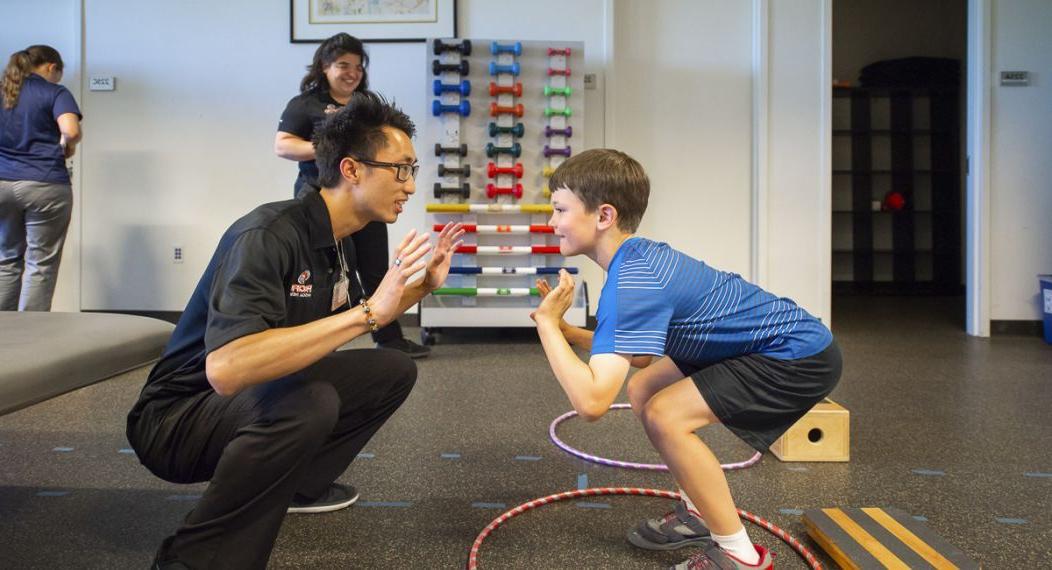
[1,296,1049,569]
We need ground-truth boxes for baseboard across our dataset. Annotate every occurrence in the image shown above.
[990,320,1044,337]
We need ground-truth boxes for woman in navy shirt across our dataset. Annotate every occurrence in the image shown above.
[0,45,82,311]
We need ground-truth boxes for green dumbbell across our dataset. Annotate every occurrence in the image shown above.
[544,106,573,117]
[543,85,573,97]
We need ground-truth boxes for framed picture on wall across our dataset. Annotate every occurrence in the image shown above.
[290,0,457,43]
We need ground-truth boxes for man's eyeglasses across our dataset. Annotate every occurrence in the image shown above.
[352,157,419,182]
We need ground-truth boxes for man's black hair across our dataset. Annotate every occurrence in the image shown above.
[315,91,416,188]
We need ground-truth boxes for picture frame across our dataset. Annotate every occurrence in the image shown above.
[290,0,457,43]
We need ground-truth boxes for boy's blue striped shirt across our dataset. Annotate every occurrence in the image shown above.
[592,238,831,364]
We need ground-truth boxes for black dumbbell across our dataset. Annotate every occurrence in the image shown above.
[433,182,471,199]
[433,39,472,56]
[434,143,468,157]
[438,164,471,178]
[432,59,469,76]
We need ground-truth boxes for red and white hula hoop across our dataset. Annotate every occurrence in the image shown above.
[466,487,823,569]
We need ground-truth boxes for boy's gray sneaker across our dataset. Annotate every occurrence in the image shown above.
[671,543,773,569]
[287,483,358,514]
[627,501,712,551]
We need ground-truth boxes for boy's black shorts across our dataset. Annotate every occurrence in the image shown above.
[671,339,842,453]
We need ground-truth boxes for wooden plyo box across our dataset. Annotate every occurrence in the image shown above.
[803,507,980,569]
[770,398,849,462]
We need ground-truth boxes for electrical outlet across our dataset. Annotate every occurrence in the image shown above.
[173,245,184,264]
[584,73,597,90]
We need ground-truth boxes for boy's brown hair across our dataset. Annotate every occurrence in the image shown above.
[549,149,650,232]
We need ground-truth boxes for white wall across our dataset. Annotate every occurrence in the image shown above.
[610,0,754,276]
[1,0,81,311]
[765,0,832,321]
[989,0,1052,320]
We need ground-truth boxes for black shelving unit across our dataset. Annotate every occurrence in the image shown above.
[832,86,962,295]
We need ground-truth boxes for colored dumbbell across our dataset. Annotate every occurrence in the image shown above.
[434,143,468,157]
[547,67,571,76]
[543,145,571,158]
[544,106,572,117]
[490,41,523,56]
[434,182,471,199]
[489,82,523,97]
[488,61,521,76]
[547,47,572,57]
[544,125,573,138]
[543,184,551,198]
[485,142,522,158]
[433,39,472,56]
[432,100,471,116]
[486,183,524,199]
[542,166,556,178]
[432,59,469,76]
[487,162,524,179]
[543,85,572,97]
[488,122,525,138]
[433,79,471,97]
[490,102,524,117]
[438,164,471,178]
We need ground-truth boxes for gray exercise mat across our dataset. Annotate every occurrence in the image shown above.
[0,312,173,416]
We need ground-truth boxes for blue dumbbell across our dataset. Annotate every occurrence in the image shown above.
[485,142,522,158]
[490,41,523,56]
[488,61,521,77]
[432,100,471,117]
[433,79,471,97]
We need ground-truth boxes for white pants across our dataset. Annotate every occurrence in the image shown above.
[0,180,73,311]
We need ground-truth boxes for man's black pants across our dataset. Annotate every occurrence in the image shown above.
[128,348,417,569]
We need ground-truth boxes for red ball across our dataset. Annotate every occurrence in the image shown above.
[883,191,906,211]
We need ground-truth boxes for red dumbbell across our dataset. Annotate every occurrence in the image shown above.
[547,67,571,77]
[547,47,572,57]
[489,82,524,97]
[487,162,524,179]
[489,102,525,117]
[486,183,524,199]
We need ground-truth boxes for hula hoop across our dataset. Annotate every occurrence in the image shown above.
[466,487,823,569]
[549,403,762,471]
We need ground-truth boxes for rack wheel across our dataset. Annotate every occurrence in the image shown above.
[421,327,439,346]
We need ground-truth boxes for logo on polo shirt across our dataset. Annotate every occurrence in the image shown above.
[324,104,338,115]
[290,269,312,298]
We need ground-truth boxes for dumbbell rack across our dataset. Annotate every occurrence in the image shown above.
[421,39,587,344]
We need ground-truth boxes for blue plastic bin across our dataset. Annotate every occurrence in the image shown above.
[1041,274,1052,344]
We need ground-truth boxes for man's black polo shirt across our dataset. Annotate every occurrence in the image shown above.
[131,190,362,408]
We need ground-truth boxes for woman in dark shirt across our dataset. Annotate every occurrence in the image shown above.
[275,33,429,357]
[0,45,82,311]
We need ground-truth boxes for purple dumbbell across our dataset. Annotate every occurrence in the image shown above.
[432,59,469,76]
[544,125,573,138]
[432,100,471,117]
[488,61,521,76]
[543,145,572,158]
[433,79,471,97]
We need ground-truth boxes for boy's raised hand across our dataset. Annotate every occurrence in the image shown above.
[530,269,575,326]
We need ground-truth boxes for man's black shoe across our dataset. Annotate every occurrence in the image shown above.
[287,483,359,514]
[377,337,431,359]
